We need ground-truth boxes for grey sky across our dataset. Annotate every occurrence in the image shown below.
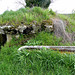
[0,0,75,14]
[49,0,75,14]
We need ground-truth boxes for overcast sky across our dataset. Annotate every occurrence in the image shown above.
[49,0,75,14]
[0,0,75,14]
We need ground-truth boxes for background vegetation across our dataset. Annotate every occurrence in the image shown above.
[26,0,51,8]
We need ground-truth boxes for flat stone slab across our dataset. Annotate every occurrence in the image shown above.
[18,46,75,52]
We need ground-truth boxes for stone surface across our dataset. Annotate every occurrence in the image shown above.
[23,26,33,34]
[52,18,73,42]
[18,25,27,33]
[0,25,14,29]
[41,20,53,32]
[31,24,41,33]
[0,20,54,34]
[0,28,4,34]
[0,25,16,34]
[0,18,74,44]
[45,25,53,32]
[31,21,41,33]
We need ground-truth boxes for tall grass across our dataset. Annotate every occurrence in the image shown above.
[0,32,75,75]
[0,44,75,75]
[0,7,54,26]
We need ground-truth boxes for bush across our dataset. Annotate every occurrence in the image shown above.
[49,9,56,15]
[26,0,51,8]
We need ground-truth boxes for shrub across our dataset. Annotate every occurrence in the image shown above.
[26,0,51,8]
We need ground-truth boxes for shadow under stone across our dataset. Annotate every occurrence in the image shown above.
[0,34,7,49]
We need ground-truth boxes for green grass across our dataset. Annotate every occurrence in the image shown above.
[0,7,55,26]
[25,31,75,46]
[58,14,75,32]
[0,32,75,75]
[3,31,74,46]
[0,43,75,75]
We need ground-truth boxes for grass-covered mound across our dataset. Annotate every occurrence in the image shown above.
[0,7,75,75]
[0,7,74,33]
[0,7,55,26]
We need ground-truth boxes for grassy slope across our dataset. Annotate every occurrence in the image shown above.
[0,7,75,75]
[0,35,75,75]
[0,32,75,75]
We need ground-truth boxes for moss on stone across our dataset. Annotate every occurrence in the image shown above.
[42,19,53,25]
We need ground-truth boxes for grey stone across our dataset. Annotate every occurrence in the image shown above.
[45,25,53,32]
[18,25,27,33]
[0,25,16,34]
[0,25,14,29]
[31,24,41,33]
[52,18,72,42]
[41,20,53,32]
[23,26,33,34]
[0,28,4,34]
